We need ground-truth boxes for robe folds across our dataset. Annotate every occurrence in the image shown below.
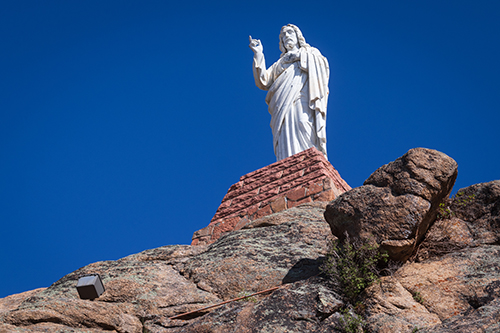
[253,46,329,161]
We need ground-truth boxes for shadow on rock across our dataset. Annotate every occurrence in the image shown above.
[282,257,324,284]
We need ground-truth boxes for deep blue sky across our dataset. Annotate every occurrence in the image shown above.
[1,1,499,298]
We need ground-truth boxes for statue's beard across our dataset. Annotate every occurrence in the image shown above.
[285,41,296,51]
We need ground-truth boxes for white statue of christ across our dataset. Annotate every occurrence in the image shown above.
[249,24,329,161]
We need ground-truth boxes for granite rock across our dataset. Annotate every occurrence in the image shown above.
[325,148,458,261]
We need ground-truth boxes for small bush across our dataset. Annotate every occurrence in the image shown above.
[437,191,476,220]
[338,307,365,333]
[412,291,423,304]
[321,233,388,302]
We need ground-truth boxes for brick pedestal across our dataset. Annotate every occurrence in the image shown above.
[191,147,351,245]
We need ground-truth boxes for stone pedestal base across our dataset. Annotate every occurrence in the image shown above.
[191,147,351,245]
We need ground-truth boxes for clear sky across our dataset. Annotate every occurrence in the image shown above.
[1,0,499,298]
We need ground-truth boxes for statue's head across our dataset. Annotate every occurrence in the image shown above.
[279,24,310,56]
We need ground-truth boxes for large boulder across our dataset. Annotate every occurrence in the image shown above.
[180,202,334,301]
[324,148,458,261]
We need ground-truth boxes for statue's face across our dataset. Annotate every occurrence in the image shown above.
[282,26,298,51]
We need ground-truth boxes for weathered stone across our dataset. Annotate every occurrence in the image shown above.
[360,245,500,332]
[419,299,500,333]
[450,180,500,245]
[181,203,334,301]
[325,148,458,261]
[395,246,500,321]
[416,180,500,261]
[363,277,441,332]
[2,245,219,332]
[364,148,458,202]
[0,288,45,316]
[146,277,344,333]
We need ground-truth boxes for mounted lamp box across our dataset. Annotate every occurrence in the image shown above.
[76,274,105,300]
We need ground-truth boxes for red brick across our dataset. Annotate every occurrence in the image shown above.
[303,162,324,175]
[281,160,311,177]
[315,189,335,202]
[240,167,274,183]
[268,170,283,182]
[323,177,333,190]
[251,175,280,190]
[216,204,245,219]
[260,193,282,208]
[299,170,325,184]
[218,199,232,210]
[224,185,251,200]
[287,196,313,208]
[248,191,278,206]
[223,216,241,229]
[304,146,323,158]
[239,166,270,181]
[306,182,324,196]
[247,204,260,216]
[279,182,293,193]
[231,188,260,205]
[211,217,240,240]
[234,217,250,231]
[275,170,303,187]
[287,187,307,201]
[241,180,262,192]
[192,225,212,238]
[254,204,273,219]
[259,181,280,194]
[270,196,287,213]
[228,181,243,192]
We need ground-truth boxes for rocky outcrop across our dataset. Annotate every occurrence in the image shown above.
[416,180,500,261]
[146,277,344,333]
[0,202,339,333]
[362,246,500,332]
[1,148,499,333]
[324,148,458,261]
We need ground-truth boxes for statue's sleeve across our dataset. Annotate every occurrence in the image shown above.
[252,55,275,91]
[302,47,330,158]
[302,48,329,115]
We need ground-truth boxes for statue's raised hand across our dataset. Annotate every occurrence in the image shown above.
[249,35,263,54]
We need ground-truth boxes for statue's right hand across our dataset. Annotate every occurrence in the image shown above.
[249,35,263,54]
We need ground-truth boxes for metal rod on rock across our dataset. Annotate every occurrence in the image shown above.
[169,286,280,320]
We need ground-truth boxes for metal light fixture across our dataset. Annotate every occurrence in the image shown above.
[76,274,105,300]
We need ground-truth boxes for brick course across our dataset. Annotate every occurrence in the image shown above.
[191,147,351,245]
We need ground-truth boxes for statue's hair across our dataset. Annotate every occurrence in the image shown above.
[279,24,310,57]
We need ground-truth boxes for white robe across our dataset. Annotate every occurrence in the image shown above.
[253,46,329,160]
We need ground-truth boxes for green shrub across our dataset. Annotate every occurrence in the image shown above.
[321,233,388,302]
[412,291,423,304]
[437,191,476,220]
[338,307,365,333]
